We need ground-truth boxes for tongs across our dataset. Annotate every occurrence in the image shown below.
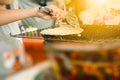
[39,6,53,16]
[56,4,80,28]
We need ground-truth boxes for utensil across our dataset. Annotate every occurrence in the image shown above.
[65,11,80,28]
[39,7,53,16]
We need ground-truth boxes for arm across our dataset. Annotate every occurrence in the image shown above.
[0,5,65,26]
[0,8,39,25]
[0,8,38,25]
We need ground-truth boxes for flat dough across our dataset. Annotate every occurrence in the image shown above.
[40,25,83,36]
[65,11,80,28]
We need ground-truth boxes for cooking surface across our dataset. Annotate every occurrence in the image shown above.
[40,26,83,36]
[44,39,120,51]
[10,25,120,50]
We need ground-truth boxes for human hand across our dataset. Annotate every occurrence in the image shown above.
[37,5,65,20]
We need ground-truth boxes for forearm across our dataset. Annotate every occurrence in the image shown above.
[0,8,38,26]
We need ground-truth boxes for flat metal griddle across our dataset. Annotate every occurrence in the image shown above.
[10,25,120,40]
[10,25,120,51]
[10,29,81,40]
[42,25,120,51]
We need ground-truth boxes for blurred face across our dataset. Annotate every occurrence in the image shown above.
[0,0,12,5]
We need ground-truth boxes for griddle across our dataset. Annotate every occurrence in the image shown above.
[10,25,120,51]
[10,25,120,40]
[10,29,81,41]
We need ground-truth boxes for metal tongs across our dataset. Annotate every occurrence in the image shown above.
[39,6,53,16]
[39,6,66,27]
[39,4,80,29]
[54,4,80,28]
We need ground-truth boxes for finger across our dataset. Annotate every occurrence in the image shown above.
[42,15,52,20]
[51,16,57,19]
[50,7,59,16]
[60,14,65,20]
[57,13,65,20]
[38,12,46,17]
[57,10,65,19]
[51,10,58,17]
[55,12,60,19]
[61,11,66,19]
[54,10,63,20]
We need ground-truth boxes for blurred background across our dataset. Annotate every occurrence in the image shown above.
[1,0,120,80]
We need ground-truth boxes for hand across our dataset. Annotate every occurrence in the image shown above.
[56,0,65,9]
[37,5,65,20]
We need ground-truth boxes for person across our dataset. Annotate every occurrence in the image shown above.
[0,0,65,79]
[18,0,65,29]
[0,1,65,25]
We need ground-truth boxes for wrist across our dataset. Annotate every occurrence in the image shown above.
[31,8,39,17]
[31,7,52,17]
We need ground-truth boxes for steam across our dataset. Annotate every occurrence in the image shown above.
[79,0,120,25]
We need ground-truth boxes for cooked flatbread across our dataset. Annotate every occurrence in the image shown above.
[65,11,80,28]
[40,25,83,36]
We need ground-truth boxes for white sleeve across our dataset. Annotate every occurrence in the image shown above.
[11,0,21,24]
[11,0,19,9]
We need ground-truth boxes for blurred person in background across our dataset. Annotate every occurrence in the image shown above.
[15,0,65,65]
[0,0,65,79]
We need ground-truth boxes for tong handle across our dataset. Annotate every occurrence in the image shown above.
[39,7,53,16]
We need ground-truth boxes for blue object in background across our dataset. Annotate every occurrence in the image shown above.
[39,0,47,6]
